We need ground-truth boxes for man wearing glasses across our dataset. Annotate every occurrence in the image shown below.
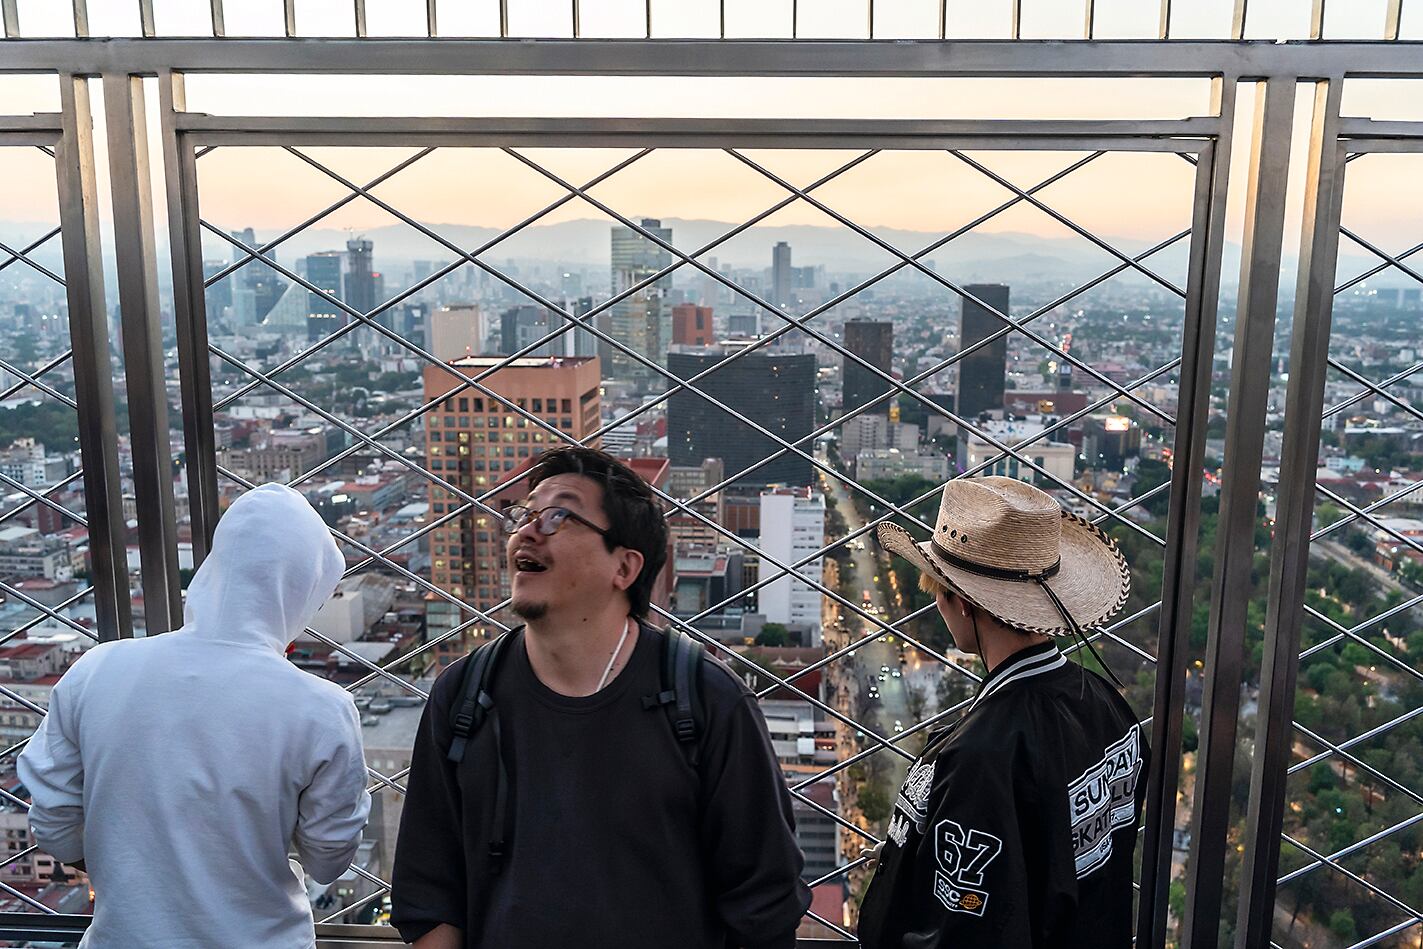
[390,446,810,948]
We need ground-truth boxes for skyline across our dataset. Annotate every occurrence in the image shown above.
[3,2,1423,255]
[3,86,1423,255]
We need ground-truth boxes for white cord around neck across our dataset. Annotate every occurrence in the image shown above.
[596,618,633,692]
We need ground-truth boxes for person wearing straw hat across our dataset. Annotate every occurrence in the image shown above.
[857,476,1148,949]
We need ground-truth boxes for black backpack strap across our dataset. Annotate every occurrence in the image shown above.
[444,628,520,872]
[642,626,705,765]
[670,628,703,747]
[446,629,515,764]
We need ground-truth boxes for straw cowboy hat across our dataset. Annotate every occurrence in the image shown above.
[875,476,1130,638]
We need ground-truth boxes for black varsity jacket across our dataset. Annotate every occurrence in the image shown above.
[858,641,1149,949]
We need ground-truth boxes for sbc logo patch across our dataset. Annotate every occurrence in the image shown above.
[933,819,1002,917]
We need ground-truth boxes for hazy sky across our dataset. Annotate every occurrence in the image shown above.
[1,0,1421,266]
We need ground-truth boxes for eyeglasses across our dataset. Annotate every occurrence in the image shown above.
[501,504,610,538]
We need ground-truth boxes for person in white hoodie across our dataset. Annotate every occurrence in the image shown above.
[17,482,372,948]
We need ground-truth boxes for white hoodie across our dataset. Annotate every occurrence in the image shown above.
[18,483,373,948]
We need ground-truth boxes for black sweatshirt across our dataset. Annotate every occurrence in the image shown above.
[857,641,1149,949]
[389,623,811,948]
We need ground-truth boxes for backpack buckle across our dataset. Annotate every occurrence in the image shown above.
[674,717,696,743]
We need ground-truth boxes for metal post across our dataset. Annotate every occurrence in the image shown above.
[73,0,88,37]
[1159,0,1171,39]
[159,72,220,566]
[1235,77,1346,949]
[139,0,155,37]
[1,0,17,38]
[284,0,296,38]
[55,75,132,641]
[354,0,367,38]
[1137,76,1239,949]
[1309,0,1327,40]
[1232,0,1249,39]
[102,72,183,633]
[1385,0,1403,41]
[1181,76,1297,949]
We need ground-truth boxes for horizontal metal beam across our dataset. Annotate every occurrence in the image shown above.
[0,130,60,145]
[174,113,1217,150]
[0,37,1420,78]
[0,114,63,133]
[1340,137,1423,153]
[1339,117,1423,139]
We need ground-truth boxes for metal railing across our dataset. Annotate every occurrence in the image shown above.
[0,0,1418,40]
[0,6,1421,947]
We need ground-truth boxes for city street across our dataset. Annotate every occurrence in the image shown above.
[819,465,919,741]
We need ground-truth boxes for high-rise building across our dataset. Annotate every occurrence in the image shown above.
[260,281,314,335]
[842,319,894,417]
[229,287,258,330]
[424,355,602,628]
[671,304,715,348]
[563,296,599,359]
[399,302,428,350]
[608,219,673,389]
[667,345,816,488]
[500,305,557,358]
[305,251,345,341]
[232,227,286,324]
[727,312,759,338]
[758,486,825,645]
[771,242,793,310]
[429,304,484,361]
[230,228,255,255]
[666,458,726,549]
[958,283,1010,422]
[345,239,378,317]
[203,260,232,315]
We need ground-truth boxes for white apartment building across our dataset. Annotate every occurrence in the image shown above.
[757,487,825,646]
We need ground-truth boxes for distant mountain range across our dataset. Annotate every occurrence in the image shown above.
[198,217,1203,284]
[0,215,1404,290]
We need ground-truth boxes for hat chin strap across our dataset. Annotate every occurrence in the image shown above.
[1033,573,1126,692]
[932,539,1126,691]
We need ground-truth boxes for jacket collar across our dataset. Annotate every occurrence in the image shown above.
[967,640,1066,713]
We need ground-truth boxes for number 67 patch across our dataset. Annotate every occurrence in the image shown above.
[933,819,1003,916]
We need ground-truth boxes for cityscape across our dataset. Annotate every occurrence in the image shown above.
[1,151,1421,946]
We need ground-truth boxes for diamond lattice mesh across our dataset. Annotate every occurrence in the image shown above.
[1269,150,1423,949]
[164,140,1207,936]
[0,142,106,916]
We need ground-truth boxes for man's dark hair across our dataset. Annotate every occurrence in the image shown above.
[527,446,668,620]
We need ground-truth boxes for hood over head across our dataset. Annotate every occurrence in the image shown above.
[182,483,346,654]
